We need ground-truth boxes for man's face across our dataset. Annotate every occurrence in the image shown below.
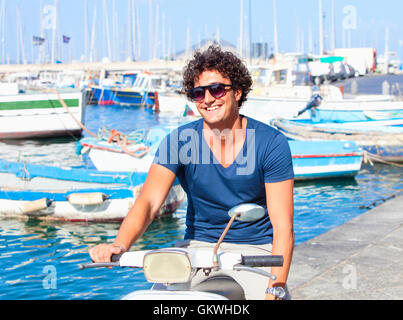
[194,70,242,128]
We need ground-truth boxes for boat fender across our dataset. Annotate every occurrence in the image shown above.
[67,193,107,206]
[19,198,52,215]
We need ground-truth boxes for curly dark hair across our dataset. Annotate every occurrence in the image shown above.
[183,45,252,108]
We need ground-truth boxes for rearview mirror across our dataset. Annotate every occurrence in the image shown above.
[228,203,265,222]
[213,204,266,269]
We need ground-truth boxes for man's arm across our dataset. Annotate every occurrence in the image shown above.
[264,179,294,300]
[89,164,177,262]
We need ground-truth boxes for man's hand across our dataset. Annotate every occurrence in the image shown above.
[89,244,125,263]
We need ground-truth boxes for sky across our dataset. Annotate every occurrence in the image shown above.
[2,0,403,64]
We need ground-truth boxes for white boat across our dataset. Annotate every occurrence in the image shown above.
[157,93,198,117]
[0,84,86,139]
[78,126,173,172]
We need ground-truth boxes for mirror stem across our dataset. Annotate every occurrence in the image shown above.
[213,213,240,269]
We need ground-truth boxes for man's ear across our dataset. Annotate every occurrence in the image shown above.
[235,89,242,102]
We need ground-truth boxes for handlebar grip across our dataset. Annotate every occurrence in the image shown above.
[241,255,283,267]
[111,254,122,262]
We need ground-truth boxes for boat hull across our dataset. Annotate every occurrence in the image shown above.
[0,159,185,222]
[0,90,85,139]
[91,87,155,106]
[0,185,185,222]
[271,118,403,162]
[289,140,363,180]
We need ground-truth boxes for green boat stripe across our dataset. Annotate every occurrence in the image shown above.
[0,99,79,111]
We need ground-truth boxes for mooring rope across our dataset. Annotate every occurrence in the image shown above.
[46,88,98,138]
[363,151,403,168]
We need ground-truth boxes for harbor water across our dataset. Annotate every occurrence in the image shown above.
[0,104,402,300]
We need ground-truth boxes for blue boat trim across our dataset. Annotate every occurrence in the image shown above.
[294,170,359,180]
[0,159,148,186]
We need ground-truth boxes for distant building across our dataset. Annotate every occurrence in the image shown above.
[251,42,269,60]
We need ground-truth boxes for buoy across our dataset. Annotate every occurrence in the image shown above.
[339,85,344,96]
[19,198,52,214]
[67,193,107,206]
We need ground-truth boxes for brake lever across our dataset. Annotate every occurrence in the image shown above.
[78,261,120,269]
[233,264,277,280]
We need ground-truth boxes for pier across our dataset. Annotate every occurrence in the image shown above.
[0,60,185,74]
[288,194,403,300]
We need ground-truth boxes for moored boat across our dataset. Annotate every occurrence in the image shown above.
[271,117,403,163]
[0,158,185,222]
[0,86,86,139]
[78,126,173,172]
[89,72,164,107]
[289,140,363,180]
[79,125,363,180]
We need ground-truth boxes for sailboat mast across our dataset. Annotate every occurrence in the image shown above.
[112,0,118,61]
[84,0,88,61]
[89,6,97,62]
[127,0,132,60]
[318,0,324,55]
[248,0,252,63]
[273,0,278,56]
[136,2,141,59]
[162,12,166,59]
[103,0,111,60]
[131,0,136,61]
[16,5,20,64]
[331,0,335,51]
[239,0,243,57]
[16,5,26,64]
[155,2,160,60]
[1,0,5,64]
[149,0,154,60]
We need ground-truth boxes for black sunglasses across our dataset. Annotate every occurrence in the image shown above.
[189,83,233,102]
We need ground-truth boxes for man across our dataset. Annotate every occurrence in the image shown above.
[89,45,294,300]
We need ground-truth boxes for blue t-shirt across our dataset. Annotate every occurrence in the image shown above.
[153,116,294,245]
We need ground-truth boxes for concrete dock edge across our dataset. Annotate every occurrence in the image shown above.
[288,194,403,300]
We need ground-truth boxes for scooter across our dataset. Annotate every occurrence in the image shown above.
[79,203,283,300]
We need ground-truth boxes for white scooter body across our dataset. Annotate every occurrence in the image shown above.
[117,248,248,300]
[80,204,283,300]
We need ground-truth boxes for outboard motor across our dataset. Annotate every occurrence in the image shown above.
[296,93,323,117]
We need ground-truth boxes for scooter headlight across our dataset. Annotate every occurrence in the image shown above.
[143,249,191,283]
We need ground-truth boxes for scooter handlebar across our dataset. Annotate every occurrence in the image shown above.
[111,254,122,262]
[241,255,283,267]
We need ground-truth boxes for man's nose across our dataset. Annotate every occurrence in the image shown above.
[204,89,215,103]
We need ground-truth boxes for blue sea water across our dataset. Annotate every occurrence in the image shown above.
[0,105,402,300]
